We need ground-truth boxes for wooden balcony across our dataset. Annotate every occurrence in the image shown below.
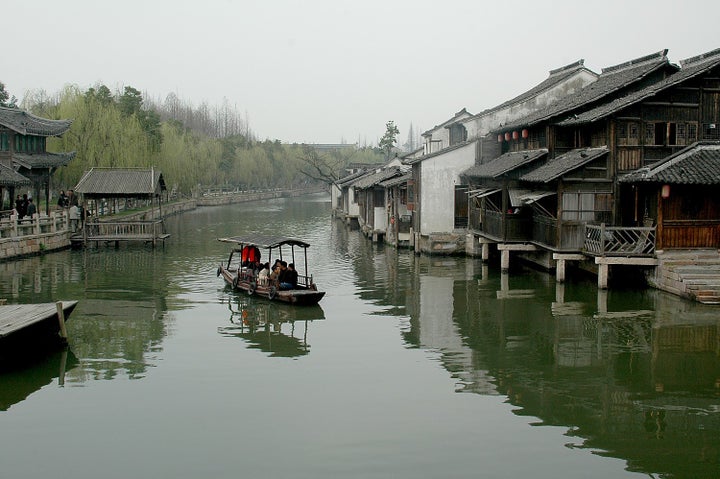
[584,223,656,257]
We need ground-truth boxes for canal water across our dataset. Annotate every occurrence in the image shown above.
[0,194,718,479]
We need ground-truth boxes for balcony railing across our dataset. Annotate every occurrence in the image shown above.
[584,223,656,256]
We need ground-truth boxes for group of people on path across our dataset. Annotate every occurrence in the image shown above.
[14,194,36,220]
[56,189,78,209]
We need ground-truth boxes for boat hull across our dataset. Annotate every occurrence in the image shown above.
[219,267,325,306]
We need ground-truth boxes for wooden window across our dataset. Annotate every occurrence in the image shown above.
[654,123,666,145]
[644,123,655,145]
[561,191,612,222]
[0,132,8,151]
[618,122,639,146]
[677,123,686,144]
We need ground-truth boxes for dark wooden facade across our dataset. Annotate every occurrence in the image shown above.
[0,107,74,213]
[468,48,720,253]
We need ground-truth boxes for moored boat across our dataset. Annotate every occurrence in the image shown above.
[217,235,325,306]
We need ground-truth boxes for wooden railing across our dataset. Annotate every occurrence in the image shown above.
[584,223,656,256]
[83,220,168,244]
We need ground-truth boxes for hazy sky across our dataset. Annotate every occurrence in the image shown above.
[4,0,720,145]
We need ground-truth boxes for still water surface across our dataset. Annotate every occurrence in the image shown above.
[1,194,719,478]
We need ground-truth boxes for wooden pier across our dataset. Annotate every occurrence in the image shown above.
[0,301,78,350]
[72,220,170,247]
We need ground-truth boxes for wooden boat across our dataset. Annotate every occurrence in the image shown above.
[217,235,325,306]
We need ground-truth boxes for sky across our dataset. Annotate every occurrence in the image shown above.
[4,0,720,146]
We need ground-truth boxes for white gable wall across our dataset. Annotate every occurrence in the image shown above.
[419,142,476,234]
[464,69,598,139]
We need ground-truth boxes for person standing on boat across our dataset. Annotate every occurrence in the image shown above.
[280,263,298,290]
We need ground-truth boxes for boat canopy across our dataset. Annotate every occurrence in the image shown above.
[218,235,312,249]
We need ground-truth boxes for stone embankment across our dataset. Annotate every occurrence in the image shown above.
[0,211,71,260]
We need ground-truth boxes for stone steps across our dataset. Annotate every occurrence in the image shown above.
[654,250,720,305]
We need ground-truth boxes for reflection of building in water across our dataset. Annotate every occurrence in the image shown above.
[396,256,720,477]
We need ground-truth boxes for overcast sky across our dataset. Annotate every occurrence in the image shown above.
[4,0,720,145]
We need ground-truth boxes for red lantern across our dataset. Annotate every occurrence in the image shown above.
[504,132,511,141]
[521,129,529,139]
[661,184,671,198]
[497,134,503,142]
[512,131,519,140]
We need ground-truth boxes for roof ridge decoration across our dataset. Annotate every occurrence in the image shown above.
[601,49,668,75]
[680,47,720,67]
[548,59,585,76]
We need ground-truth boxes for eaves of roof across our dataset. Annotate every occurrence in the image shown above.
[462,149,548,179]
[13,151,76,169]
[558,48,720,126]
[520,147,609,183]
[352,167,404,189]
[498,50,675,132]
[0,106,73,136]
[406,140,475,165]
[619,142,720,185]
[0,163,31,186]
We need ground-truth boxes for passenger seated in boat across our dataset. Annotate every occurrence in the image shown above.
[279,263,298,290]
[269,259,282,283]
[257,262,270,286]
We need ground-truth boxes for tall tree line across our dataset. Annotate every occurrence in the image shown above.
[15,84,383,195]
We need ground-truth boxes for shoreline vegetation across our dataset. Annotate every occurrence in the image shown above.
[10,83,385,200]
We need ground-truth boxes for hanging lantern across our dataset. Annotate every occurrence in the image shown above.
[504,132,511,141]
[512,131,519,140]
[497,134,503,142]
[521,128,529,139]
[661,184,671,199]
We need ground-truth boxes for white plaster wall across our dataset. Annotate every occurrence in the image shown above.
[420,142,476,234]
[344,187,360,216]
[331,184,341,209]
[464,70,598,139]
[374,206,387,231]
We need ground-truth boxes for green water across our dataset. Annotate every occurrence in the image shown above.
[0,194,718,478]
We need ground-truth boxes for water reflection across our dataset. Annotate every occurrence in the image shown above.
[345,233,720,478]
[218,294,324,358]
[0,348,78,411]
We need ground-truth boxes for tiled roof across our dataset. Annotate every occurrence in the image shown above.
[13,152,76,169]
[0,163,31,187]
[405,140,473,165]
[520,147,609,183]
[74,167,166,195]
[352,166,408,189]
[462,149,548,179]
[469,60,595,119]
[335,169,369,187]
[620,142,720,185]
[0,106,72,136]
[500,50,675,131]
[559,48,720,126]
[379,172,411,188]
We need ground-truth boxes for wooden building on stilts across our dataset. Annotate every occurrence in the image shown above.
[73,167,170,247]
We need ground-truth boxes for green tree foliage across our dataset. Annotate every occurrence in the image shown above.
[0,81,18,108]
[379,121,400,159]
[23,83,341,194]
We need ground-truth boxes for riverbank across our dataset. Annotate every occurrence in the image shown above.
[0,188,323,261]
